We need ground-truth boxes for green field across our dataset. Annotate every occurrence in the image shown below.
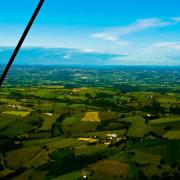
[126,116,149,137]
[150,117,180,125]
[39,114,59,131]
[0,115,17,129]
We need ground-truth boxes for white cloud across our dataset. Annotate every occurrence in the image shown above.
[139,42,180,59]
[63,54,71,59]
[113,18,171,35]
[116,41,132,46]
[79,48,97,53]
[170,17,180,23]
[93,18,180,42]
[152,42,180,50]
[108,41,180,65]
[93,33,119,42]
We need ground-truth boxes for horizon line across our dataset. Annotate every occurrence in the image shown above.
[0,64,180,67]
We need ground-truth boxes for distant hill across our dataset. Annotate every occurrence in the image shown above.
[0,47,123,65]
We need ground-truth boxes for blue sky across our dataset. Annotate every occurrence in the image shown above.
[1,0,180,65]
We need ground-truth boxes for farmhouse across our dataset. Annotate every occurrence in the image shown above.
[106,133,118,139]
[8,104,23,109]
[81,170,92,179]
[104,134,126,146]
[44,113,53,116]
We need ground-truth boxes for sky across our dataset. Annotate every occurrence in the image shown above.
[1,0,180,65]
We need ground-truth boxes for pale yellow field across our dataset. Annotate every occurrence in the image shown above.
[2,111,30,117]
[72,88,81,93]
[78,138,97,143]
[81,112,101,122]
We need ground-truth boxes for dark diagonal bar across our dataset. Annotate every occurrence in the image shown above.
[0,0,44,87]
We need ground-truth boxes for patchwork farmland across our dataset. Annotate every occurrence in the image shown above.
[0,65,180,179]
